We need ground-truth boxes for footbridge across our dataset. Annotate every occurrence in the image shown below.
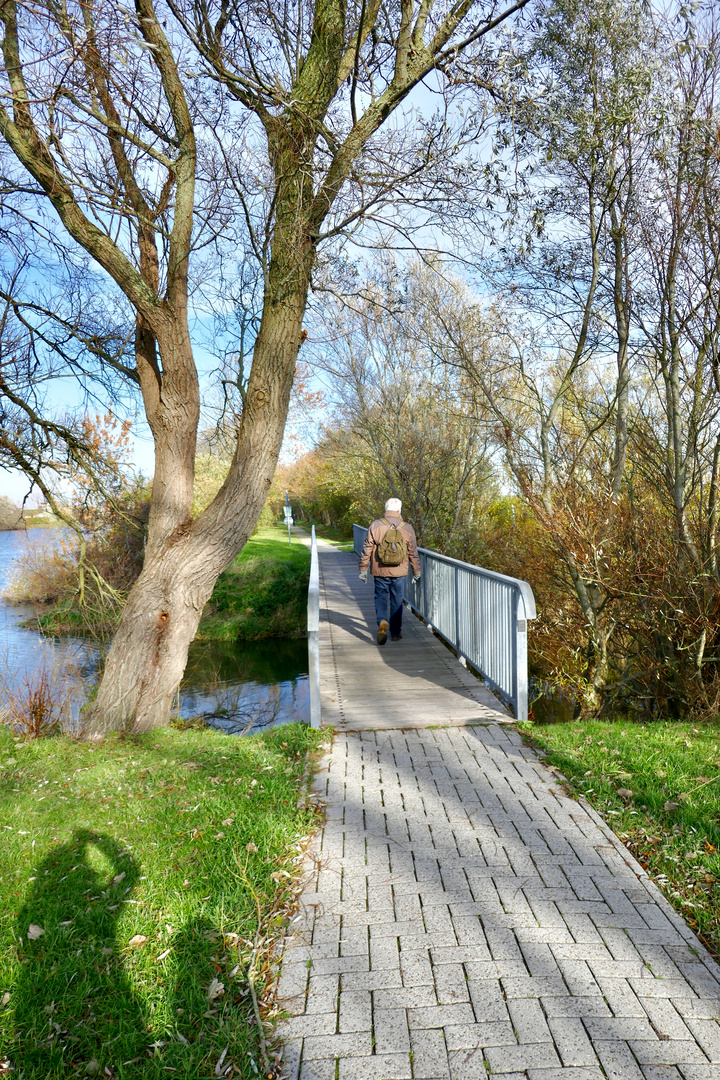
[305,525,536,731]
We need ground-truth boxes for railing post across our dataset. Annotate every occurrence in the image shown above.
[454,565,460,654]
[514,588,528,723]
[307,525,321,729]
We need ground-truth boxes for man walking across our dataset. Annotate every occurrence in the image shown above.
[358,498,422,645]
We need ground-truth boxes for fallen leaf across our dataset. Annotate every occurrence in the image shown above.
[112,872,126,886]
[222,818,234,827]
[207,977,225,1002]
[214,1046,229,1077]
[215,832,225,839]
[27,924,44,940]
[101,948,113,956]
[177,1032,189,1045]
[246,842,258,854]
[616,788,633,801]
[182,880,190,888]
[128,935,148,948]
[1,993,10,1009]
[86,1061,100,1075]
[156,948,172,961]
[664,800,679,812]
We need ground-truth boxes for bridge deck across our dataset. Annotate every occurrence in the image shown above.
[314,538,507,730]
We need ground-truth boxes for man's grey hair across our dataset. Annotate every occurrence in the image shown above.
[385,497,402,513]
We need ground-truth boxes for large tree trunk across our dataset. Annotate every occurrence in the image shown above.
[86,266,309,736]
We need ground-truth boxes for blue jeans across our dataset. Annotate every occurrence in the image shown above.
[374,575,406,636]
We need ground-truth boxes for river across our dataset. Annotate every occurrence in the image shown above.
[0,529,309,734]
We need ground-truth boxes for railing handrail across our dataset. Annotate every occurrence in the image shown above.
[412,543,536,620]
[307,525,321,728]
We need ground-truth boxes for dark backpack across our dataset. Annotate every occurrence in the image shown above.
[376,518,408,567]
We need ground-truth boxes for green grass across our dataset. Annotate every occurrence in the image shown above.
[34,526,311,643]
[519,718,720,958]
[294,520,354,552]
[0,721,326,1078]
[198,527,310,642]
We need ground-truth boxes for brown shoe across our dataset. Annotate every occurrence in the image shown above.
[391,633,402,640]
[377,620,389,645]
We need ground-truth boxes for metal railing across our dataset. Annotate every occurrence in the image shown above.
[307,525,321,728]
[353,524,536,722]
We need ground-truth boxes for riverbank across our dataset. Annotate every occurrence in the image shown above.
[197,526,310,642]
[0,721,325,1078]
[31,525,310,642]
[519,718,720,959]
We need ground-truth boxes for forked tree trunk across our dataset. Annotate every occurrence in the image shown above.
[86,273,308,736]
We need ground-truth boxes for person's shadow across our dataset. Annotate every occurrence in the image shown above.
[12,829,146,1076]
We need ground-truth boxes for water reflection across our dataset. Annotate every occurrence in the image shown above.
[0,529,309,733]
[530,677,576,723]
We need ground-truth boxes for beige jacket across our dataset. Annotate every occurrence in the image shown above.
[359,512,422,578]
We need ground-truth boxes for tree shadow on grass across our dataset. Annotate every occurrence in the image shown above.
[11,829,145,1078]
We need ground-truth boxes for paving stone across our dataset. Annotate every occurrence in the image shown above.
[408,1004,476,1030]
[469,979,512,1023]
[302,1031,373,1060]
[305,974,339,1014]
[593,1038,646,1080]
[283,1013,337,1038]
[639,1068,684,1080]
[433,962,470,1004]
[299,1059,336,1080]
[583,1016,658,1041]
[446,1048,495,1080]
[444,1021,516,1050]
[484,1040,562,1072]
[526,1070,605,1080]
[539,995,612,1021]
[546,1016,600,1067]
[674,1065,720,1079]
[508,998,553,1043]
[410,1028,451,1078]
[372,1005,410,1055]
[629,1040,710,1065]
[337,1053,412,1079]
[339,989,371,1032]
[684,1017,720,1060]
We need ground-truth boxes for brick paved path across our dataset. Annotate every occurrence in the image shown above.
[277,724,720,1080]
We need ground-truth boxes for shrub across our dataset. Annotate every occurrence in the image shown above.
[0,655,85,738]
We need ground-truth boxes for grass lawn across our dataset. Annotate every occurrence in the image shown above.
[294,521,354,552]
[196,526,310,643]
[0,721,326,1079]
[519,718,720,958]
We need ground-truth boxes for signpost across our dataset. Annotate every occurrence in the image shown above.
[284,492,292,545]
